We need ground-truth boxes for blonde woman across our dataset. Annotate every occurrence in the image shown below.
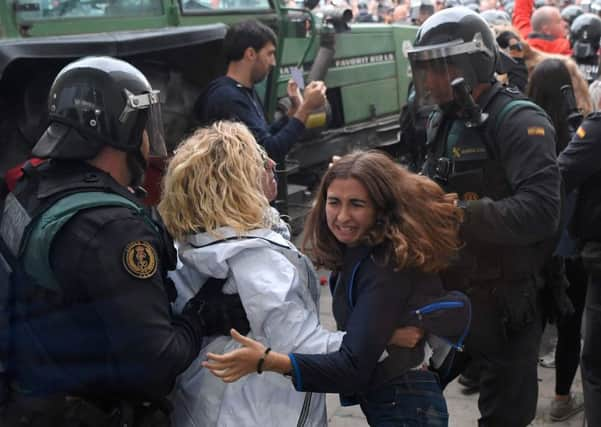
[159,121,346,427]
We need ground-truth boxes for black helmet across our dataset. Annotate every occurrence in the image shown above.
[561,4,584,26]
[32,56,166,160]
[465,3,480,13]
[410,0,435,25]
[581,0,592,13]
[408,7,497,108]
[480,9,511,26]
[592,0,601,15]
[570,13,601,59]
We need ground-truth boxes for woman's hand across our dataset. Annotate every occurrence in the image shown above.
[388,326,424,348]
[202,329,266,383]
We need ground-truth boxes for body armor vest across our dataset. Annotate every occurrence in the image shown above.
[0,161,175,398]
[424,85,552,283]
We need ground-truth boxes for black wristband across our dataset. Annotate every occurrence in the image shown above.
[256,347,272,374]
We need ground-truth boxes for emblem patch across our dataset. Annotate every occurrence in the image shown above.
[463,192,480,201]
[123,241,158,279]
[577,127,586,139]
[527,127,545,136]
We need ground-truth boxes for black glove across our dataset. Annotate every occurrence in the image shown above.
[182,277,250,337]
[542,256,575,324]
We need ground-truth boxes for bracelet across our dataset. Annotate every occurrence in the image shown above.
[256,347,272,374]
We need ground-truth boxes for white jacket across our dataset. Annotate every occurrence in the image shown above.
[168,227,345,427]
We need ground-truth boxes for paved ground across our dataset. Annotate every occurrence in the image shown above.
[316,282,586,427]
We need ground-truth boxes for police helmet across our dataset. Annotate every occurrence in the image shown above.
[561,4,584,26]
[408,7,497,108]
[570,13,601,58]
[465,3,480,13]
[581,0,592,12]
[480,9,511,26]
[32,56,166,160]
[410,0,435,25]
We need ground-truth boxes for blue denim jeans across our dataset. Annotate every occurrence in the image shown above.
[359,370,448,427]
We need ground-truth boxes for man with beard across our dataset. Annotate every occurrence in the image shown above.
[195,20,327,160]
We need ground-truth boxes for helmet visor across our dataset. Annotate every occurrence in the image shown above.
[409,54,473,108]
[146,101,167,157]
[120,89,167,157]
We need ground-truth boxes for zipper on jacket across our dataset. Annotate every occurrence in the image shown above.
[296,392,312,427]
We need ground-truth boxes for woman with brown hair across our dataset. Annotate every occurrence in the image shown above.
[205,150,470,426]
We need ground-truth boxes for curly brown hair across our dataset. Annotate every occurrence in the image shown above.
[302,151,462,273]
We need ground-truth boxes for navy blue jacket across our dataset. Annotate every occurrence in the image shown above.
[288,244,469,395]
[194,76,305,159]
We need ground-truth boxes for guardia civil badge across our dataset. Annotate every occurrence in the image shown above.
[123,240,158,279]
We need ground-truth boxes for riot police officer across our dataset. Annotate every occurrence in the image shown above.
[0,57,249,426]
[561,4,584,29]
[407,8,561,427]
[480,9,511,27]
[558,114,601,427]
[570,13,601,83]
[409,0,435,25]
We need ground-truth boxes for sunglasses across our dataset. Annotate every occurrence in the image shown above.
[508,42,523,52]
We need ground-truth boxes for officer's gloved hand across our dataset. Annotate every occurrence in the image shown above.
[182,277,250,336]
[199,293,250,336]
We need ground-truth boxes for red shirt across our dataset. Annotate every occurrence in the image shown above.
[4,158,44,191]
[513,0,572,55]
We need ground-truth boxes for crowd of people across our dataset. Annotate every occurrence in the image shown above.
[0,3,601,427]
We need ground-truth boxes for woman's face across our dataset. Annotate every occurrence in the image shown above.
[261,156,277,202]
[325,178,376,247]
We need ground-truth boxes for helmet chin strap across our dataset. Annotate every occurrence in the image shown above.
[439,99,461,118]
[126,148,148,189]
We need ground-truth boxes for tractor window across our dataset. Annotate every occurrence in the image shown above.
[179,0,270,13]
[14,0,163,20]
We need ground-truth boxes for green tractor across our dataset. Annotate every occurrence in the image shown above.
[0,0,417,230]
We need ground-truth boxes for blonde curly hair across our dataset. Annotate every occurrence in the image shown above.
[158,121,269,241]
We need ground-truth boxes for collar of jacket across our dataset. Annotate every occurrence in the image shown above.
[34,160,140,205]
[528,32,556,41]
[184,226,292,250]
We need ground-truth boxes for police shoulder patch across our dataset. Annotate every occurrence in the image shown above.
[123,240,158,279]
[577,126,586,139]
